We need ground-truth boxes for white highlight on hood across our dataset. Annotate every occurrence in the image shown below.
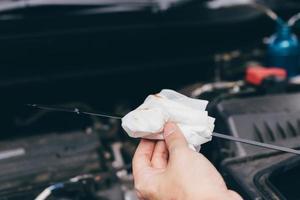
[207,0,253,9]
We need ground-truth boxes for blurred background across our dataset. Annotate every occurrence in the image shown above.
[1,0,300,199]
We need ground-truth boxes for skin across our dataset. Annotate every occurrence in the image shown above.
[132,122,242,200]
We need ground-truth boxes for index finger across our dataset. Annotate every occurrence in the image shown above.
[132,139,156,174]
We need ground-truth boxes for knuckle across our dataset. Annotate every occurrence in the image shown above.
[134,181,143,193]
[134,180,156,199]
[134,179,148,193]
[134,180,146,194]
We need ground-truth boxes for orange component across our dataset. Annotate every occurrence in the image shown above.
[246,66,287,85]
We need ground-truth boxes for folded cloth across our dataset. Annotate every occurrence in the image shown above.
[121,89,215,151]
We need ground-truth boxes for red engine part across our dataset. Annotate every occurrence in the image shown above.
[246,66,287,85]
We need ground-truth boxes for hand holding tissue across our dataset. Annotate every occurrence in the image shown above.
[121,89,215,151]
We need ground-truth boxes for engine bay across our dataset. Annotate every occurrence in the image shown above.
[1,0,300,199]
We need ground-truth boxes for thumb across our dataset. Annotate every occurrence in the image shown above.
[163,122,188,155]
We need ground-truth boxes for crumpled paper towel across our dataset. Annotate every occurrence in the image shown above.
[121,89,215,151]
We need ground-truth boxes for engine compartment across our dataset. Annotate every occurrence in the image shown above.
[1,0,300,199]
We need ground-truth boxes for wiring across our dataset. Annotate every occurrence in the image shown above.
[288,12,300,27]
[206,0,285,26]
[35,174,97,200]
[35,183,64,200]
[251,2,283,25]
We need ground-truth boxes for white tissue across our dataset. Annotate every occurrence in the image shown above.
[121,89,215,151]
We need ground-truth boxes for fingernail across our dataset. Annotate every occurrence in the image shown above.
[164,123,177,138]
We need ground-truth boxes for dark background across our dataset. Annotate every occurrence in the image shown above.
[0,0,299,137]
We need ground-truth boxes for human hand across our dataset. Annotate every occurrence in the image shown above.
[132,122,242,200]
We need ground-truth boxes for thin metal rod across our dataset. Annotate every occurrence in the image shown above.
[26,104,122,120]
[27,104,300,155]
[80,111,122,119]
[212,132,300,155]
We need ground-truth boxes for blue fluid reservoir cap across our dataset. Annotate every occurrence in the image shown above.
[267,24,300,77]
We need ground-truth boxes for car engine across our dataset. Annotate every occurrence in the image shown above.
[1,0,300,199]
